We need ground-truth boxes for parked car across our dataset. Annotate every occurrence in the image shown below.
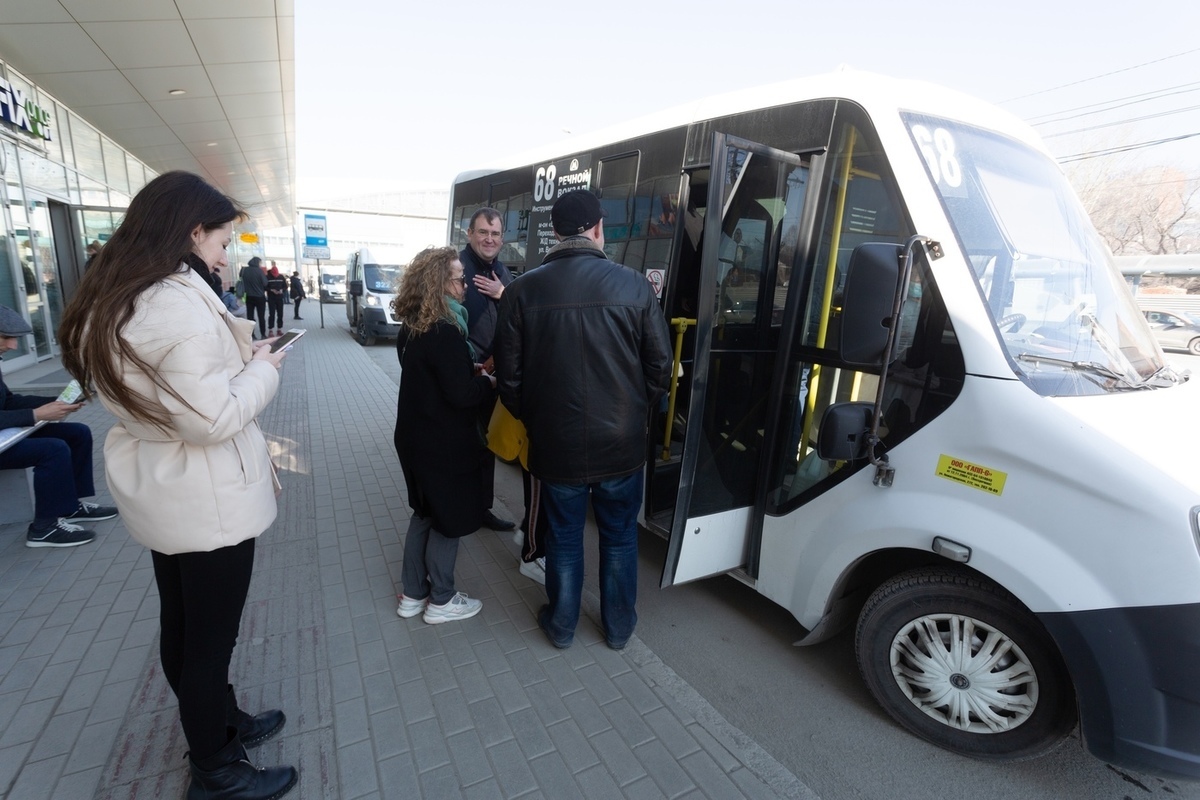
[1142,308,1200,355]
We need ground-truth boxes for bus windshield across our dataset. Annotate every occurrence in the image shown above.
[903,113,1176,396]
[364,264,402,293]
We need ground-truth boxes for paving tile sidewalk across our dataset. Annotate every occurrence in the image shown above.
[0,318,815,799]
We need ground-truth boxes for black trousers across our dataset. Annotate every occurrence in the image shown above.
[292,296,303,318]
[244,295,267,336]
[151,538,255,760]
[267,295,285,330]
[0,422,94,520]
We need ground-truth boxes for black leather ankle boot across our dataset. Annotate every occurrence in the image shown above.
[187,729,297,800]
[226,685,286,748]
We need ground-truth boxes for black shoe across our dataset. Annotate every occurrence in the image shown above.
[27,519,95,548]
[64,500,118,522]
[483,510,515,531]
[188,729,297,800]
[226,686,286,748]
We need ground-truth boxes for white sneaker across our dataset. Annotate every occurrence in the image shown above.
[512,529,524,547]
[396,595,427,619]
[422,592,482,624]
[519,557,546,585]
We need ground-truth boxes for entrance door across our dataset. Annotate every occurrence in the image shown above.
[11,196,62,359]
[661,134,810,587]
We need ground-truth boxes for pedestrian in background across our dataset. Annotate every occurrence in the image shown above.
[392,246,495,625]
[58,171,297,800]
[458,208,516,533]
[240,256,268,339]
[266,264,287,337]
[495,189,671,650]
[289,271,305,320]
[0,305,118,548]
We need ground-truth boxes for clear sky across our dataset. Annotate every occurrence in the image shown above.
[295,0,1200,201]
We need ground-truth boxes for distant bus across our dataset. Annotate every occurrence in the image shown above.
[450,71,1200,778]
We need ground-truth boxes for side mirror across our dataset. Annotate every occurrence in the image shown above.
[349,280,363,297]
[817,402,874,462]
[839,243,902,367]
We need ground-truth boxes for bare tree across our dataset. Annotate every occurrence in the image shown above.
[1069,164,1200,255]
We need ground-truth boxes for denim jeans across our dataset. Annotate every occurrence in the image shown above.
[539,471,643,648]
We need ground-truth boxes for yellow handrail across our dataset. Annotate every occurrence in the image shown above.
[801,126,858,455]
[662,316,697,460]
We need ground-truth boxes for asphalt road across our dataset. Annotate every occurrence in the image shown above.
[351,315,1200,800]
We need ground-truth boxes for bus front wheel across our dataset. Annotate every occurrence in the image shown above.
[357,319,376,347]
[855,568,1075,760]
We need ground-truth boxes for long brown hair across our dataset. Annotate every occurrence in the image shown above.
[59,171,246,427]
[391,246,460,336]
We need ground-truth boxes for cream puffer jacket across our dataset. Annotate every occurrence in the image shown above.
[99,267,281,555]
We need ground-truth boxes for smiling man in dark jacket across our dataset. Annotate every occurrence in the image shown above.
[495,190,671,650]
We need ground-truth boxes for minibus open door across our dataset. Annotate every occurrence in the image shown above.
[660,134,811,588]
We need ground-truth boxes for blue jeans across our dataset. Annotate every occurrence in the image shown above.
[539,471,643,648]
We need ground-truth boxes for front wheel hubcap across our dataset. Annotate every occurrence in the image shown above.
[890,613,1038,733]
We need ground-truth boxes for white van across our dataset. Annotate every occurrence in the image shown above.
[318,267,346,303]
[345,248,403,345]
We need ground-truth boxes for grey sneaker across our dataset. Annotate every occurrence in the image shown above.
[27,519,95,548]
[64,501,118,522]
[423,592,482,624]
[396,594,427,619]
[519,557,546,585]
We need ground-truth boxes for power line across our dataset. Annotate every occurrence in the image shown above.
[1041,103,1200,138]
[1028,82,1200,125]
[1001,47,1200,104]
[1058,131,1200,163]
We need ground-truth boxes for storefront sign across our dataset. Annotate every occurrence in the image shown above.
[0,78,53,142]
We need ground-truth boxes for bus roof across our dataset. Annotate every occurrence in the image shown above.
[450,69,1043,185]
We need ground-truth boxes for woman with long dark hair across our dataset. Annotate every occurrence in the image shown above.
[393,246,495,624]
[59,171,297,799]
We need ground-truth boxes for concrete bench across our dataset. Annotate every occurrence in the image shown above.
[0,468,34,524]
[0,423,44,525]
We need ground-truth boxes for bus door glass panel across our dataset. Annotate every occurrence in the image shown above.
[663,135,806,587]
[768,114,963,510]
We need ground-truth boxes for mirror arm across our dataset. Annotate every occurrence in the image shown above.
[866,235,942,486]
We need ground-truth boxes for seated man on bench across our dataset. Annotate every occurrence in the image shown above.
[0,305,117,548]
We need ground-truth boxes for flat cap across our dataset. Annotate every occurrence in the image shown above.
[0,305,32,337]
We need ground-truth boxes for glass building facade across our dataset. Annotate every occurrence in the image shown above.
[0,59,154,371]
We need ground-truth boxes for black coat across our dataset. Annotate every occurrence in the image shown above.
[495,238,672,483]
[459,246,513,360]
[393,319,494,536]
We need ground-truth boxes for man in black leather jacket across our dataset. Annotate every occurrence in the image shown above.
[495,190,671,650]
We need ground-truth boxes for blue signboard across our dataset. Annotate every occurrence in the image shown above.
[304,214,327,247]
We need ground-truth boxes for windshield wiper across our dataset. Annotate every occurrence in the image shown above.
[1015,353,1144,389]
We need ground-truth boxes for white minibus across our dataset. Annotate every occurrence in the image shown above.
[448,71,1200,778]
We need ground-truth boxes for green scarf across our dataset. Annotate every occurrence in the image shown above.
[445,295,477,361]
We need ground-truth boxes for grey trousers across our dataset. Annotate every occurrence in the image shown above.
[400,514,461,605]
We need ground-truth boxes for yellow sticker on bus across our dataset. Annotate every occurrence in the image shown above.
[935,454,1007,496]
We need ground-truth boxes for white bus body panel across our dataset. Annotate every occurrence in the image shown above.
[757,374,1200,629]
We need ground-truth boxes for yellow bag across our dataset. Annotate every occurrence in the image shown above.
[487,401,528,467]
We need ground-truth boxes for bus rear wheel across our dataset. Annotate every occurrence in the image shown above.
[855,568,1075,760]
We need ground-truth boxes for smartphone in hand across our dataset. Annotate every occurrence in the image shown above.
[269,328,306,352]
[57,379,84,404]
